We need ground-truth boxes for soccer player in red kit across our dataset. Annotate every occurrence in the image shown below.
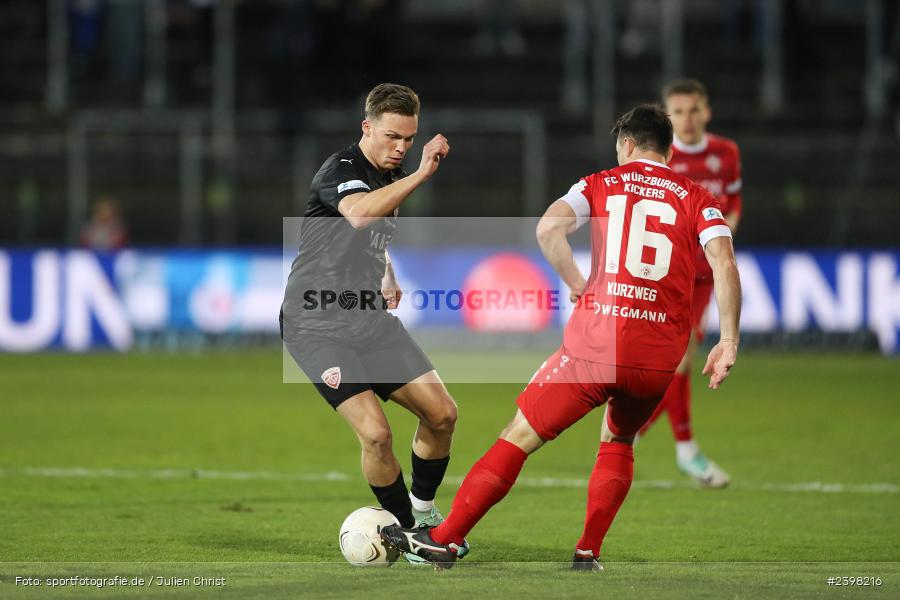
[381,104,742,569]
[638,79,742,488]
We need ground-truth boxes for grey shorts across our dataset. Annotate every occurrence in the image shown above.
[281,312,434,409]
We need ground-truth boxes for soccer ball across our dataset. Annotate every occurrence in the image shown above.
[338,507,401,567]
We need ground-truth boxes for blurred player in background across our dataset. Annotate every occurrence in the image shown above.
[381,104,742,569]
[281,83,467,562]
[638,78,743,488]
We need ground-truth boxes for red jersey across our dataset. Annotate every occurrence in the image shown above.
[559,158,731,372]
[669,133,742,281]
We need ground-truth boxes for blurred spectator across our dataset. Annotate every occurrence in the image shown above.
[167,0,215,98]
[106,0,142,86]
[724,0,763,49]
[472,0,525,57]
[619,0,660,58]
[68,0,104,75]
[80,196,129,250]
[265,0,315,105]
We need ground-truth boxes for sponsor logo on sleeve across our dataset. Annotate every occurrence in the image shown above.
[703,207,724,221]
[337,180,371,194]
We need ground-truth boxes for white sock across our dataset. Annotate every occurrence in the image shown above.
[676,440,699,462]
[409,492,434,512]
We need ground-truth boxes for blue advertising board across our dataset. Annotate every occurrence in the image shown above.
[1,248,898,354]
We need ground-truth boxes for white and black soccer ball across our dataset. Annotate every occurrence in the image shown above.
[338,507,401,567]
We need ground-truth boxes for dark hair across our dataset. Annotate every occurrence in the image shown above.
[365,83,420,120]
[662,78,709,102]
[610,103,673,155]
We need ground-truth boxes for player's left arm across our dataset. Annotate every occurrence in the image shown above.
[381,249,401,309]
[702,236,742,389]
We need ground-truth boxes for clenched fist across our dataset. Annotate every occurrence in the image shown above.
[416,134,450,180]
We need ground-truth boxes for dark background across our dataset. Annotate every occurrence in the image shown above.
[0,0,898,248]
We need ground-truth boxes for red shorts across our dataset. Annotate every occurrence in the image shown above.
[516,346,674,441]
[692,276,715,342]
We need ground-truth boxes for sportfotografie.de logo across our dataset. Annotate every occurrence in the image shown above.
[300,288,564,312]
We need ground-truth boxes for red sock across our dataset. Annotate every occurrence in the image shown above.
[665,373,692,442]
[575,441,634,558]
[431,439,527,546]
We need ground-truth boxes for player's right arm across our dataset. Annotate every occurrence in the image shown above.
[338,134,449,229]
[536,197,588,302]
[702,235,741,389]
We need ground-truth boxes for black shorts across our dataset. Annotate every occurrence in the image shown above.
[281,312,435,409]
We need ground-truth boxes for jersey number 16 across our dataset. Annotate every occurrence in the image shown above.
[604,196,675,282]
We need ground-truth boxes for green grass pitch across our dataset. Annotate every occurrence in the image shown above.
[1,350,898,599]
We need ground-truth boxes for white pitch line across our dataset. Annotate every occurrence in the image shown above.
[2,467,898,495]
[16,467,350,482]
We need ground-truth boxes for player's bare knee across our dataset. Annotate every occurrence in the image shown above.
[358,425,393,457]
[425,408,457,434]
[422,394,457,433]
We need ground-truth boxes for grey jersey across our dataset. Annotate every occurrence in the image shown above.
[282,143,403,342]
